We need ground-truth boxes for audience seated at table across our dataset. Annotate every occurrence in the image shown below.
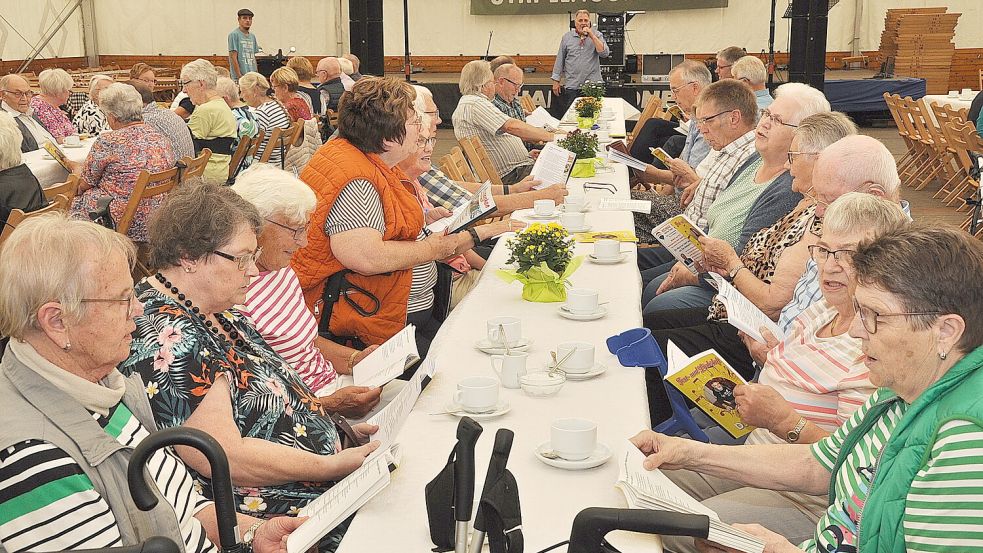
[0,214,303,553]
[1,74,56,152]
[315,57,346,113]
[288,55,322,115]
[642,83,831,316]
[231,164,384,417]
[0,112,45,227]
[292,77,489,356]
[239,71,292,168]
[30,68,77,143]
[271,67,313,122]
[634,222,983,553]
[73,74,113,135]
[731,56,773,109]
[130,80,194,160]
[181,59,237,183]
[452,59,556,185]
[70,83,175,243]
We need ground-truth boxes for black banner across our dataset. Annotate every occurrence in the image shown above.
[470,0,727,16]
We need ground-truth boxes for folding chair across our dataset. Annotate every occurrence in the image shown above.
[458,135,504,187]
[0,194,71,247]
[177,148,211,184]
[117,167,180,276]
[519,94,536,114]
[43,174,80,203]
[257,126,289,167]
[626,95,665,151]
[440,146,478,183]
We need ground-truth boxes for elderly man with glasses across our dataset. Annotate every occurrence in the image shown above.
[0,74,56,153]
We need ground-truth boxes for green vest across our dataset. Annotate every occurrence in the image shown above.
[828,345,983,553]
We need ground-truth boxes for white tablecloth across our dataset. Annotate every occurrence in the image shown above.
[923,93,978,125]
[23,138,95,187]
[337,102,660,553]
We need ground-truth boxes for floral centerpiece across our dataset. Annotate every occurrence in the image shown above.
[580,81,606,100]
[558,129,600,178]
[574,96,603,128]
[496,223,583,302]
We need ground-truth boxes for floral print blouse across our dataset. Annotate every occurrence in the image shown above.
[121,281,345,547]
[29,95,76,140]
[70,123,175,242]
[73,100,110,135]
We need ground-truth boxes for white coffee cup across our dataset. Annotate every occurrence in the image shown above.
[454,376,500,413]
[490,352,528,389]
[962,88,973,96]
[64,135,80,146]
[487,316,522,347]
[565,288,599,315]
[550,418,598,461]
[534,199,556,216]
[594,239,621,259]
[949,90,960,98]
[564,196,586,213]
[559,211,585,230]
[555,341,595,374]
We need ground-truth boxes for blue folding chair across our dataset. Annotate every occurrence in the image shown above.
[607,328,709,442]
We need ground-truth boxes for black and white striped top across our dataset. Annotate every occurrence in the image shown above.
[325,179,437,313]
[0,402,217,553]
[252,100,292,167]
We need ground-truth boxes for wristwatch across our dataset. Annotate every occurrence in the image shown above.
[726,264,746,283]
[786,417,807,443]
[467,228,481,246]
[242,520,265,553]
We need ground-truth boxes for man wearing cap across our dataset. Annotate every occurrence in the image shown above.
[228,9,260,80]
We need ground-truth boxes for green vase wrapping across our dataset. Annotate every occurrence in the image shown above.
[571,158,596,178]
[496,257,584,303]
[577,116,596,129]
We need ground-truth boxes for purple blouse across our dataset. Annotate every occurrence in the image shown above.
[29,95,76,140]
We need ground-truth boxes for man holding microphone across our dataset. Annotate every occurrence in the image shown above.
[550,9,610,118]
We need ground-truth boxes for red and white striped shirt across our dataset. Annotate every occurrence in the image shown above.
[241,267,338,394]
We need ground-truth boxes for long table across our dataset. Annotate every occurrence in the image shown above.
[337,98,658,553]
[23,138,95,188]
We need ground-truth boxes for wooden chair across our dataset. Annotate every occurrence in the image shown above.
[288,120,306,147]
[43,174,80,203]
[979,68,983,92]
[884,94,920,172]
[440,146,478,183]
[627,95,664,150]
[117,167,180,237]
[458,136,504,187]
[0,194,71,247]
[519,94,536,114]
[930,104,969,202]
[257,127,289,165]
[177,148,211,184]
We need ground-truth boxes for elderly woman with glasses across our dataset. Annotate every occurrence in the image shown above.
[73,74,113,135]
[634,223,983,553]
[0,214,304,553]
[181,59,237,184]
[270,67,312,122]
[122,184,379,549]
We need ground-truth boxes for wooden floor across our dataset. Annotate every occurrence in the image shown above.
[434,124,969,228]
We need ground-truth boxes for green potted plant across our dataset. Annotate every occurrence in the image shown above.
[581,81,606,100]
[496,222,583,302]
[574,96,603,128]
[558,129,600,178]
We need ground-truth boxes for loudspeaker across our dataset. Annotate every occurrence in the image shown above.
[349,0,384,76]
[787,0,829,91]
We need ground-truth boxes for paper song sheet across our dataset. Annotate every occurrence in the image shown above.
[530,142,576,189]
[651,215,706,275]
[525,107,561,131]
[598,198,652,214]
[366,358,435,452]
[426,181,496,234]
[708,274,786,344]
[353,324,419,388]
[606,148,647,171]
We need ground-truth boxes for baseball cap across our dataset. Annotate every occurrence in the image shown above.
[237,8,254,17]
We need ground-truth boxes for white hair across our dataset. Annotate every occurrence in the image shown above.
[774,82,830,126]
[337,57,354,76]
[731,56,767,86]
[0,112,23,172]
[216,77,240,102]
[823,192,907,238]
[181,58,219,90]
[231,164,317,226]
[38,68,74,96]
[669,60,712,87]
[98,83,145,124]
[87,74,113,101]
[795,112,858,153]
[238,72,270,96]
[459,60,492,96]
[0,213,135,339]
[816,135,901,200]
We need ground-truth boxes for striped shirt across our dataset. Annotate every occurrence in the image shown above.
[325,179,437,313]
[452,93,532,178]
[252,100,292,167]
[682,130,757,232]
[242,267,339,395]
[706,157,775,247]
[0,402,215,553]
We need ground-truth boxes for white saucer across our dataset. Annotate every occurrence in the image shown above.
[558,305,607,321]
[535,441,612,470]
[62,143,84,148]
[563,224,591,233]
[547,360,607,380]
[528,210,561,220]
[443,400,511,420]
[475,337,533,355]
[588,253,627,265]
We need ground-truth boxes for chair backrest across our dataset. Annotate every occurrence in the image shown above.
[177,148,211,184]
[257,126,288,164]
[944,120,983,178]
[288,120,306,147]
[0,194,70,247]
[915,99,947,151]
[440,146,478,183]
[116,167,180,236]
[627,95,665,149]
[43,174,80,203]
[458,135,503,187]
[519,94,536,114]
[883,94,909,139]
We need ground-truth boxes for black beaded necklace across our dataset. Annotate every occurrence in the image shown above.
[154,272,246,348]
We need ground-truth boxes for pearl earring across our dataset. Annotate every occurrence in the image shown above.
[939,351,948,360]
[62,340,71,352]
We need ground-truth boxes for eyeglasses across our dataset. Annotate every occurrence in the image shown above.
[669,81,696,95]
[416,135,437,149]
[425,108,440,121]
[212,248,263,271]
[2,89,31,99]
[265,218,309,241]
[760,108,798,128]
[808,244,855,265]
[716,63,733,71]
[81,290,139,313]
[694,110,734,127]
[787,150,820,164]
[502,77,523,90]
[584,182,617,194]
[178,80,193,88]
[132,77,156,86]
[853,298,940,334]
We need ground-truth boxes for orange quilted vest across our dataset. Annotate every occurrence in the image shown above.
[291,138,424,345]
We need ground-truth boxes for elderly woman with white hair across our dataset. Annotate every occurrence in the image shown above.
[73,74,113,135]
[0,112,45,227]
[182,58,237,184]
[0,214,304,553]
[239,71,292,168]
[30,68,77,142]
[71,83,176,242]
[217,76,258,178]
[232,164,384,417]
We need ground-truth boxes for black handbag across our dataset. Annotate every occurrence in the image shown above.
[432,262,463,322]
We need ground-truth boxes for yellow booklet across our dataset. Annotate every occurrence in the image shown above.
[663,340,754,439]
[572,230,638,243]
[42,141,73,172]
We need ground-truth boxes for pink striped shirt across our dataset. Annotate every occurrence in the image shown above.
[241,267,338,394]
[746,298,873,447]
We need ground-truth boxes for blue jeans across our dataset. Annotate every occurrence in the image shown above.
[642,281,716,319]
